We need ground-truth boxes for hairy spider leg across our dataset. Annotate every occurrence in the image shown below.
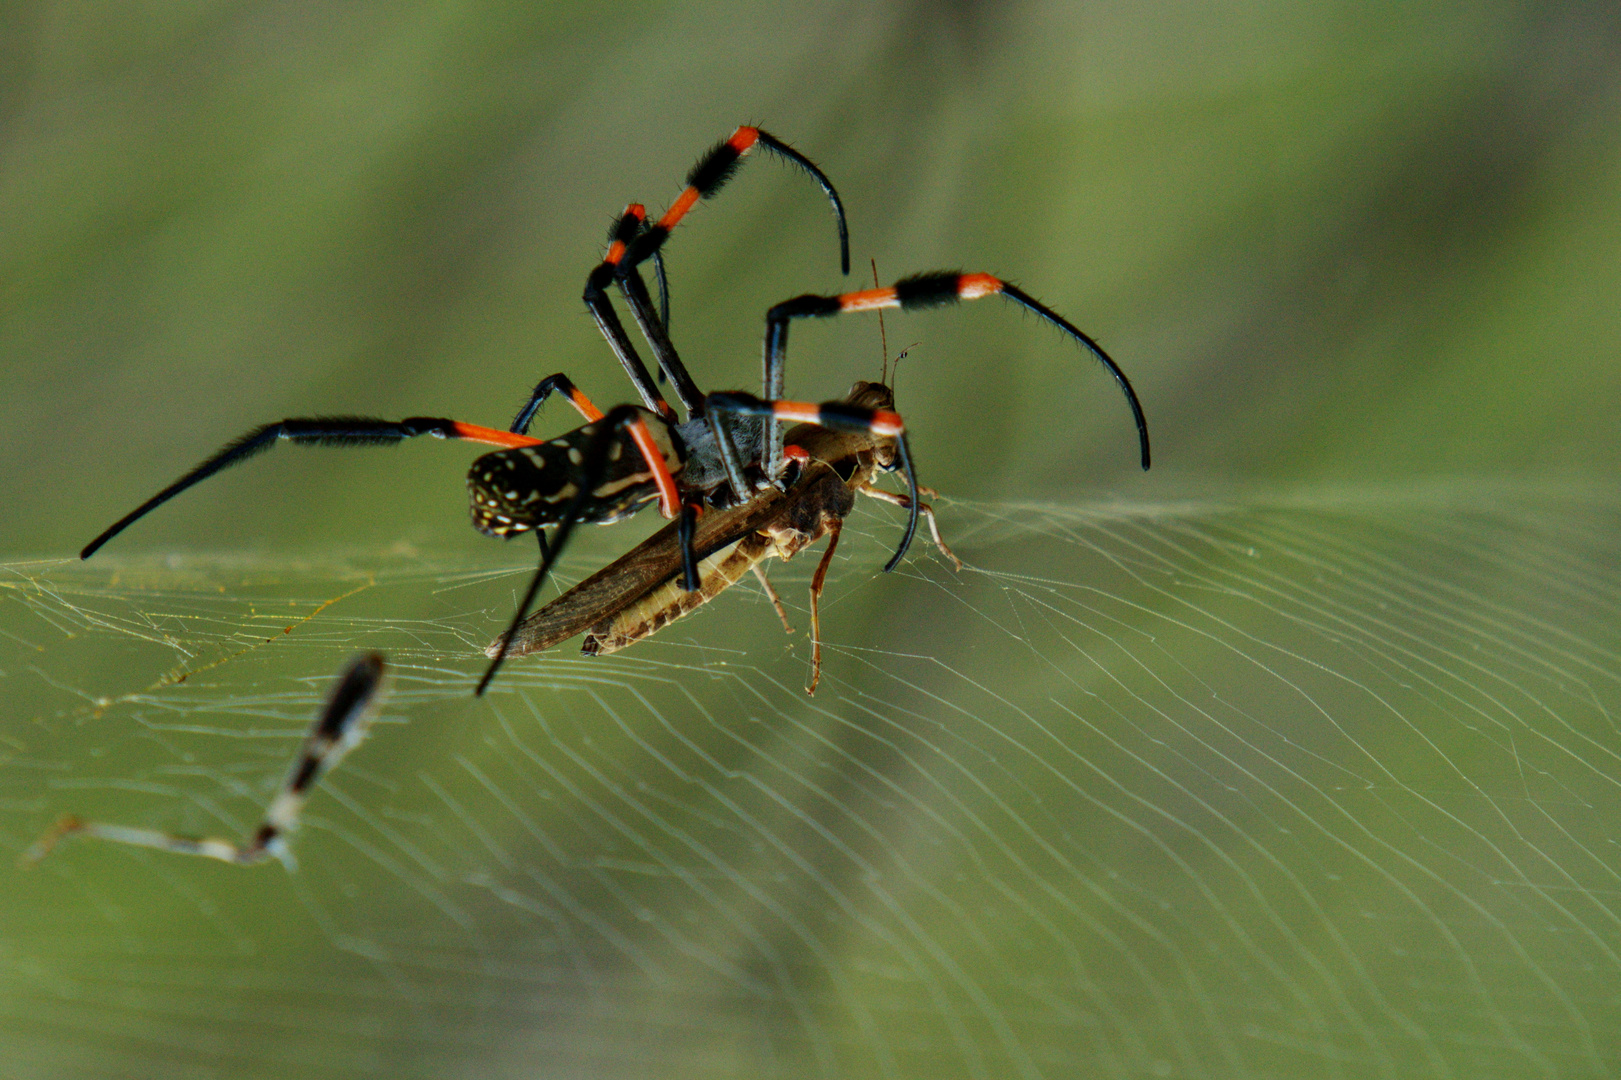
[604,204,672,335]
[505,372,612,564]
[479,404,678,694]
[80,418,548,559]
[581,204,678,419]
[761,271,1153,479]
[599,126,852,419]
[704,391,921,572]
[25,653,387,870]
[510,372,606,434]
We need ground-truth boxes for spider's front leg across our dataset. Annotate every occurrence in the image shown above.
[758,271,1152,478]
[80,417,550,560]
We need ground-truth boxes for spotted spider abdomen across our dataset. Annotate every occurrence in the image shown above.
[467,412,682,537]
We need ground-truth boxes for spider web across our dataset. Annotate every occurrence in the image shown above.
[2,484,1618,1080]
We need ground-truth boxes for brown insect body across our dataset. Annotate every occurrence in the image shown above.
[582,455,857,657]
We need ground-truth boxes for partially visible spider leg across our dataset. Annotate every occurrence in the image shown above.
[81,417,548,559]
[805,518,843,695]
[703,405,756,506]
[751,564,794,634]
[761,271,1151,474]
[857,483,963,571]
[615,263,704,417]
[678,499,702,592]
[508,376,604,567]
[25,654,387,870]
[615,126,852,418]
[479,406,679,695]
[582,205,677,420]
[510,372,605,434]
[601,204,674,333]
[705,391,920,572]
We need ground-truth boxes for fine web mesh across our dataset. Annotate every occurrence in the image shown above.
[2,485,1618,1079]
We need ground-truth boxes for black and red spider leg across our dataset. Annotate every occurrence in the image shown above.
[479,404,683,694]
[606,203,673,333]
[704,391,920,572]
[610,127,853,418]
[505,373,610,563]
[510,372,605,435]
[79,417,554,560]
[760,272,1152,479]
[581,204,678,420]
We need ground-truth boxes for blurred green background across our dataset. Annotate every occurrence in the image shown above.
[6,0,1617,556]
[4,3,1621,1079]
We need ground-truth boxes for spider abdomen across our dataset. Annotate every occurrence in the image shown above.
[467,411,682,537]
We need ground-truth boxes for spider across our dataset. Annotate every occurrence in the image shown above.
[27,653,387,870]
[493,378,964,694]
[78,127,1151,695]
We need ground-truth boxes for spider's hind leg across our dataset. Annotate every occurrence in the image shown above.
[510,372,604,434]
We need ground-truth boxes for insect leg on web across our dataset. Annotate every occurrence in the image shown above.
[25,654,388,871]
